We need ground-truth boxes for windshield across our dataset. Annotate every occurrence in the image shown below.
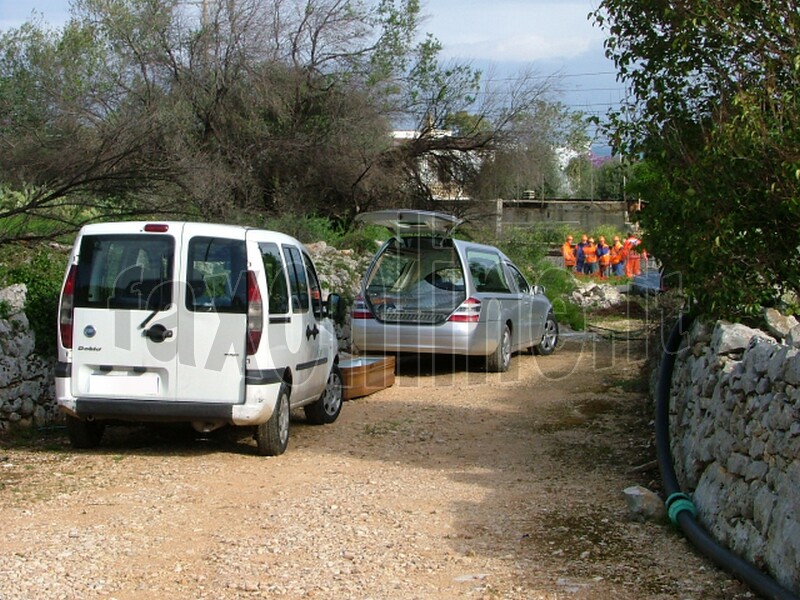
[365,238,466,324]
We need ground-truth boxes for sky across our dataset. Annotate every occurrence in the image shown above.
[0,0,622,151]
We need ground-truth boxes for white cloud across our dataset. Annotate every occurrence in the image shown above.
[421,0,603,63]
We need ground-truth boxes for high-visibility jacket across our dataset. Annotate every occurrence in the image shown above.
[624,237,641,257]
[583,243,598,264]
[562,242,576,267]
[597,243,611,266]
[610,241,624,264]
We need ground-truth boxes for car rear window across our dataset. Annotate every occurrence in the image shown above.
[74,234,174,310]
[364,238,466,324]
[467,249,511,293]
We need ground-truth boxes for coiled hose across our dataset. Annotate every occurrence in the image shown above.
[655,313,799,600]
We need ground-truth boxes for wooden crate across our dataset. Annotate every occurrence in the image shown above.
[340,356,396,400]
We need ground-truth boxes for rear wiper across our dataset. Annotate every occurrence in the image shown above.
[139,302,169,330]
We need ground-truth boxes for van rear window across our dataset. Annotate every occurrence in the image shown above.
[74,235,175,310]
[186,237,248,313]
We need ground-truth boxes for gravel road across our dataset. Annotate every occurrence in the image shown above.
[0,338,753,599]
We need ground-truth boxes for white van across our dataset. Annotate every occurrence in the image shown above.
[55,221,345,455]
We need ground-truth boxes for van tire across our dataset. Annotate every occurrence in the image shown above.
[66,416,105,449]
[487,325,512,373]
[256,385,290,456]
[305,365,343,425]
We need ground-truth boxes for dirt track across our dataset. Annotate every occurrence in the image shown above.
[0,337,752,599]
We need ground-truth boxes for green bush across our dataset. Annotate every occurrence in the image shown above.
[259,213,345,245]
[258,213,385,254]
[530,262,586,331]
[337,223,386,254]
[0,247,69,357]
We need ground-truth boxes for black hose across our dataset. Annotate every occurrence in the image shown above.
[655,314,800,600]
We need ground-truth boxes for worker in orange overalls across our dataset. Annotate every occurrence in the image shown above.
[624,232,647,277]
[562,235,576,272]
[597,236,611,278]
[610,235,625,277]
[583,236,598,276]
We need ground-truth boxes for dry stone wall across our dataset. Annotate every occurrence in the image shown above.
[0,284,57,431]
[305,241,373,352]
[668,317,800,592]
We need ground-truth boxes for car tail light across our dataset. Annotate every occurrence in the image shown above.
[352,295,374,320]
[59,265,77,349]
[246,270,263,355]
[144,223,169,232]
[448,297,481,323]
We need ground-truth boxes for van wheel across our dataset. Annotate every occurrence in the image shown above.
[66,416,105,449]
[305,365,343,425]
[534,313,559,356]
[256,385,290,456]
[487,325,512,373]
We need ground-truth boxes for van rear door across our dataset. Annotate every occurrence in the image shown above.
[69,223,248,406]
[70,225,180,401]
[175,224,248,403]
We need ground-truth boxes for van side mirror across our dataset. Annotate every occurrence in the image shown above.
[533,285,546,296]
[326,293,347,324]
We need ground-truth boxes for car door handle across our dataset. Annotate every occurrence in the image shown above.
[306,324,319,340]
[144,324,173,343]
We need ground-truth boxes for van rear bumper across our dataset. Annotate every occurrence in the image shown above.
[72,398,236,420]
[56,366,282,426]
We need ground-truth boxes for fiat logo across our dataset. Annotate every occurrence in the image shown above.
[83,325,96,338]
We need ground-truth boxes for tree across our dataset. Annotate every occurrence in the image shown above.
[0,0,572,244]
[0,17,178,243]
[593,0,800,317]
[470,99,589,201]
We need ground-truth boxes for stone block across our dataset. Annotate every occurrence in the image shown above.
[754,486,777,535]
[744,460,769,483]
[768,346,798,381]
[0,283,27,314]
[764,307,799,339]
[786,324,800,348]
[749,437,766,459]
[764,463,800,590]
[622,485,667,523]
[689,319,713,345]
[743,337,777,375]
[784,352,800,386]
[726,453,749,477]
[711,321,770,355]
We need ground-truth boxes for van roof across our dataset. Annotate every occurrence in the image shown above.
[77,221,250,237]
[75,221,310,250]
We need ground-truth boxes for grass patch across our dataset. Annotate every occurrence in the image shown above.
[0,426,68,450]
[362,420,404,436]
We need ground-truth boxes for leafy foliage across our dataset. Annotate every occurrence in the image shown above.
[0,0,583,244]
[0,247,68,356]
[593,0,800,318]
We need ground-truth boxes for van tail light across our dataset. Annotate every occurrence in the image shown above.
[448,297,481,323]
[352,295,374,320]
[246,270,263,355]
[59,265,77,349]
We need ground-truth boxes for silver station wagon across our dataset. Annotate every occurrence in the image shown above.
[351,210,559,371]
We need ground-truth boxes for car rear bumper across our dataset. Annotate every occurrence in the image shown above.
[351,319,499,356]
